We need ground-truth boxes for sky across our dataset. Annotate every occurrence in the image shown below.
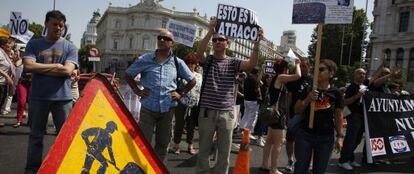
[0,0,373,54]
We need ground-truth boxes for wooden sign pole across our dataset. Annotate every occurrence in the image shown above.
[309,23,323,128]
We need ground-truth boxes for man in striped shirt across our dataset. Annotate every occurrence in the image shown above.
[195,17,263,174]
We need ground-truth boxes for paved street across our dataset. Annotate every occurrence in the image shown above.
[1,104,414,173]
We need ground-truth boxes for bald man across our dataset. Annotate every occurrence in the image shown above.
[338,68,368,170]
[125,30,196,161]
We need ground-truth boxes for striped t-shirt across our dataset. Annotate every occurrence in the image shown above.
[199,56,242,110]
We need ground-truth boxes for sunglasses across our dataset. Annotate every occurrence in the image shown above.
[212,37,227,43]
[157,35,173,42]
[319,67,329,72]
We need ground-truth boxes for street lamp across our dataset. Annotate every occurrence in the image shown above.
[53,0,56,10]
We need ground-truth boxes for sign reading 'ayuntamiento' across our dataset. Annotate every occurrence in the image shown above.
[215,4,260,41]
[363,92,414,163]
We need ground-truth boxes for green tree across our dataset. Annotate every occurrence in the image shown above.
[307,8,369,67]
[173,40,211,59]
[28,22,44,39]
[78,44,94,72]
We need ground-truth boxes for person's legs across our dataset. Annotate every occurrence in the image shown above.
[196,108,217,174]
[269,129,285,174]
[138,107,157,145]
[261,127,272,169]
[50,100,72,133]
[25,100,51,172]
[173,103,187,150]
[285,131,295,170]
[213,110,235,174]
[154,108,174,161]
[16,83,28,123]
[294,129,313,174]
[186,106,198,144]
[312,134,334,174]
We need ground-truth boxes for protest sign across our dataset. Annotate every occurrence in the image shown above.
[263,60,275,75]
[363,92,414,163]
[167,19,197,47]
[12,30,34,44]
[215,4,260,41]
[292,0,354,24]
[287,48,298,63]
[9,11,29,36]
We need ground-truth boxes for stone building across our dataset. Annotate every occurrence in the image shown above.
[368,0,414,89]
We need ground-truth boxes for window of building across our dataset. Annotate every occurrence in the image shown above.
[142,37,150,50]
[144,15,150,28]
[409,48,414,81]
[399,12,410,32]
[115,20,121,29]
[129,37,134,49]
[162,19,167,28]
[113,40,118,50]
[385,48,391,67]
[392,0,396,5]
[198,29,203,37]
[396,48,404,66]
[130,17,135,26]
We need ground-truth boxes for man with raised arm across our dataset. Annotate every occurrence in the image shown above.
[195,17,263,174]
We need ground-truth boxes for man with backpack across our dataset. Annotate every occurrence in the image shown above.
[125,29,196,161]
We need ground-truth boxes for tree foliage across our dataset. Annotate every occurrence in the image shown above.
[307,8,369,67]
[78,44,94,73]
[172,41,212,59]
[28,22,44,39]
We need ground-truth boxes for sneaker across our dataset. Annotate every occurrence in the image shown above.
[286,160,294,172]
[0,111,9,115]
[0,122,4,127]
[338,162,354,170]
[188,144,197,155]
[231,143,240,152]
[171,144,180,155]
[13,122,21,128]
[350,161,361,167]
[249,134,257,140]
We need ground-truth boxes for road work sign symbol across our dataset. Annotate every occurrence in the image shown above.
[38,74,168,174]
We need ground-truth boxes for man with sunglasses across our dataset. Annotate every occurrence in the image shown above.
[195,17,263,174]
[125,29,196,162]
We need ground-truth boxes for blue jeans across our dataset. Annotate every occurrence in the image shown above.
[25,100,72,173]
[294,128,334,174]
[339,113,364,163]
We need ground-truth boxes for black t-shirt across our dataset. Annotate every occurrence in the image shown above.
[286,76,312,116]
[244,75,259,101]
[299,87,344,135]
[345,79,369,114]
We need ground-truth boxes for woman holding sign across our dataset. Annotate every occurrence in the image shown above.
[293,59,344,174]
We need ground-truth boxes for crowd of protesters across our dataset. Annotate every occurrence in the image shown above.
[1,9,412,174]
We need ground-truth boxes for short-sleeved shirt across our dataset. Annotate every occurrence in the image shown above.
[243,75,259,101]
[345,79,369,115]
[199,56,242,110]
[299,87,344,135]
[24,38,78,101]
[125,51,194,113]
[286,76,312,115]
[0,48,14,85]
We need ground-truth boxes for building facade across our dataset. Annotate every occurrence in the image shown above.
[368,0,414,89]
[80,10,101,48]
[95,0,210,75]
[278,30,306,58]
[93,0,280,76]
